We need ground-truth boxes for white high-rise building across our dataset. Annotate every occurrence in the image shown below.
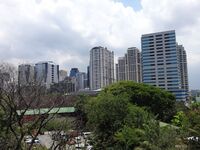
[116,47,142,82]
[89,46,114,90]
[76,72,87,91]
[18,64,35,86]
[116,57,126,81]
[35,61,59,88]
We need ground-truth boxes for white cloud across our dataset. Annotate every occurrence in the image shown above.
[0,0,200,88]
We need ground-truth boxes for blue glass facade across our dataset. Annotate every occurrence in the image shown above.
[141,30,187,101]
[70,68,79,77]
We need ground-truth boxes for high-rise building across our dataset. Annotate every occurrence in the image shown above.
[141,30,188,101]
[59,70,68,81]
[69,68,79,77]
[87,66,90,88]
[177,44,189,95]
[116,57,126,81]
[18,64,35,85]
[116,47,142,82]
[89,46,114,90]
[35,61,59,88]
[76,72,87,91]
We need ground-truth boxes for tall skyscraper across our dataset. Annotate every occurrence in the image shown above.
[76,72,87,91]
[69,68,79,77]
[59,70,68,81]
[141,30,188,101]
[177,44,189,95]
[87,66,90,88]
[35,61,59,88]
[89,46,114,90]
[116,57,126,81]
[116,47,142,82]
[18,64,35,85]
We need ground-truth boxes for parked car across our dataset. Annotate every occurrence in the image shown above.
[24,136,40,144]
[75,143,85,149]
[83,132,91,139]
[187,136,199,142]
[52,132,68,141]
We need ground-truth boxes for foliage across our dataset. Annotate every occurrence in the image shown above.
[172,111,189,128]
[74,94,90,130]
[44,117,72,132]
[85,93,129,149]
[102,81,176,122]
[175,101,188,111]
[84,91,178,150]
[0,63,69,150]
[171,102,200,149]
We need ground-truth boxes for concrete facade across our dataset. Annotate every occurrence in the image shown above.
[18,64,35,86]
[89,46,114,90]
[35,61,59,88]
[116,47,142,83]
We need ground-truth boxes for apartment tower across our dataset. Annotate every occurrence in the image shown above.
[35,61,59,88]
[89,46,114,90]
[116,47,142,82]
[177,44,189,95]
[18,64,35,85]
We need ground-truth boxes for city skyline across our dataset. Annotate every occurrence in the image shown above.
[0,0,200,89]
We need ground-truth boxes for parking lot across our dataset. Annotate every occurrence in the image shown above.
[36,131,92,150]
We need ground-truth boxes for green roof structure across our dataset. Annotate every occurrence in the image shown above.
[17,107,75,116]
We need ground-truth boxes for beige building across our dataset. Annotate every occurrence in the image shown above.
[177,44,189,95]
[116,47,142,83]
[18,64,35,86]
[89,46,114,90]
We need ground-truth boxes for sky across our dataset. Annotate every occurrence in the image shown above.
[0,0,200,89]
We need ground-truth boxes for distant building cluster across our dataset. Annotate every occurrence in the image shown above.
[17,30,189,101]
[116,47,142,83]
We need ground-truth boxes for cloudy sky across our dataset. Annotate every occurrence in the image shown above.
[0,0,200,89]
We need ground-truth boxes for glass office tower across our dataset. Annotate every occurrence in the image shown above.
[141,30,187,101]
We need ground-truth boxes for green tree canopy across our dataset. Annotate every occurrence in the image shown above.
[102,81,176,122]
[85,92,178,150]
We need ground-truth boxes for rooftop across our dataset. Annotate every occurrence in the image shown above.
[17,107,75,116]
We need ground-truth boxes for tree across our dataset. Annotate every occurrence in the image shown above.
[0,63,68,150]
[172,111,189,129]
[85,92,178,150]
[85,93,130,149]
[74,94,90,131]
[102,81,176,122]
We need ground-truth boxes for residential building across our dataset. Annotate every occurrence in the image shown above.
[50,77,76,94]
[35,61,59,88]
[59,70,68,81]
[76,72,87,91]
[141,30,187,101]
[116,47,142,82]
[18,64,35,85]
[116,57,126,81]
[177,45,189,95]
[87,66,90,88]
[89,46,114,90]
